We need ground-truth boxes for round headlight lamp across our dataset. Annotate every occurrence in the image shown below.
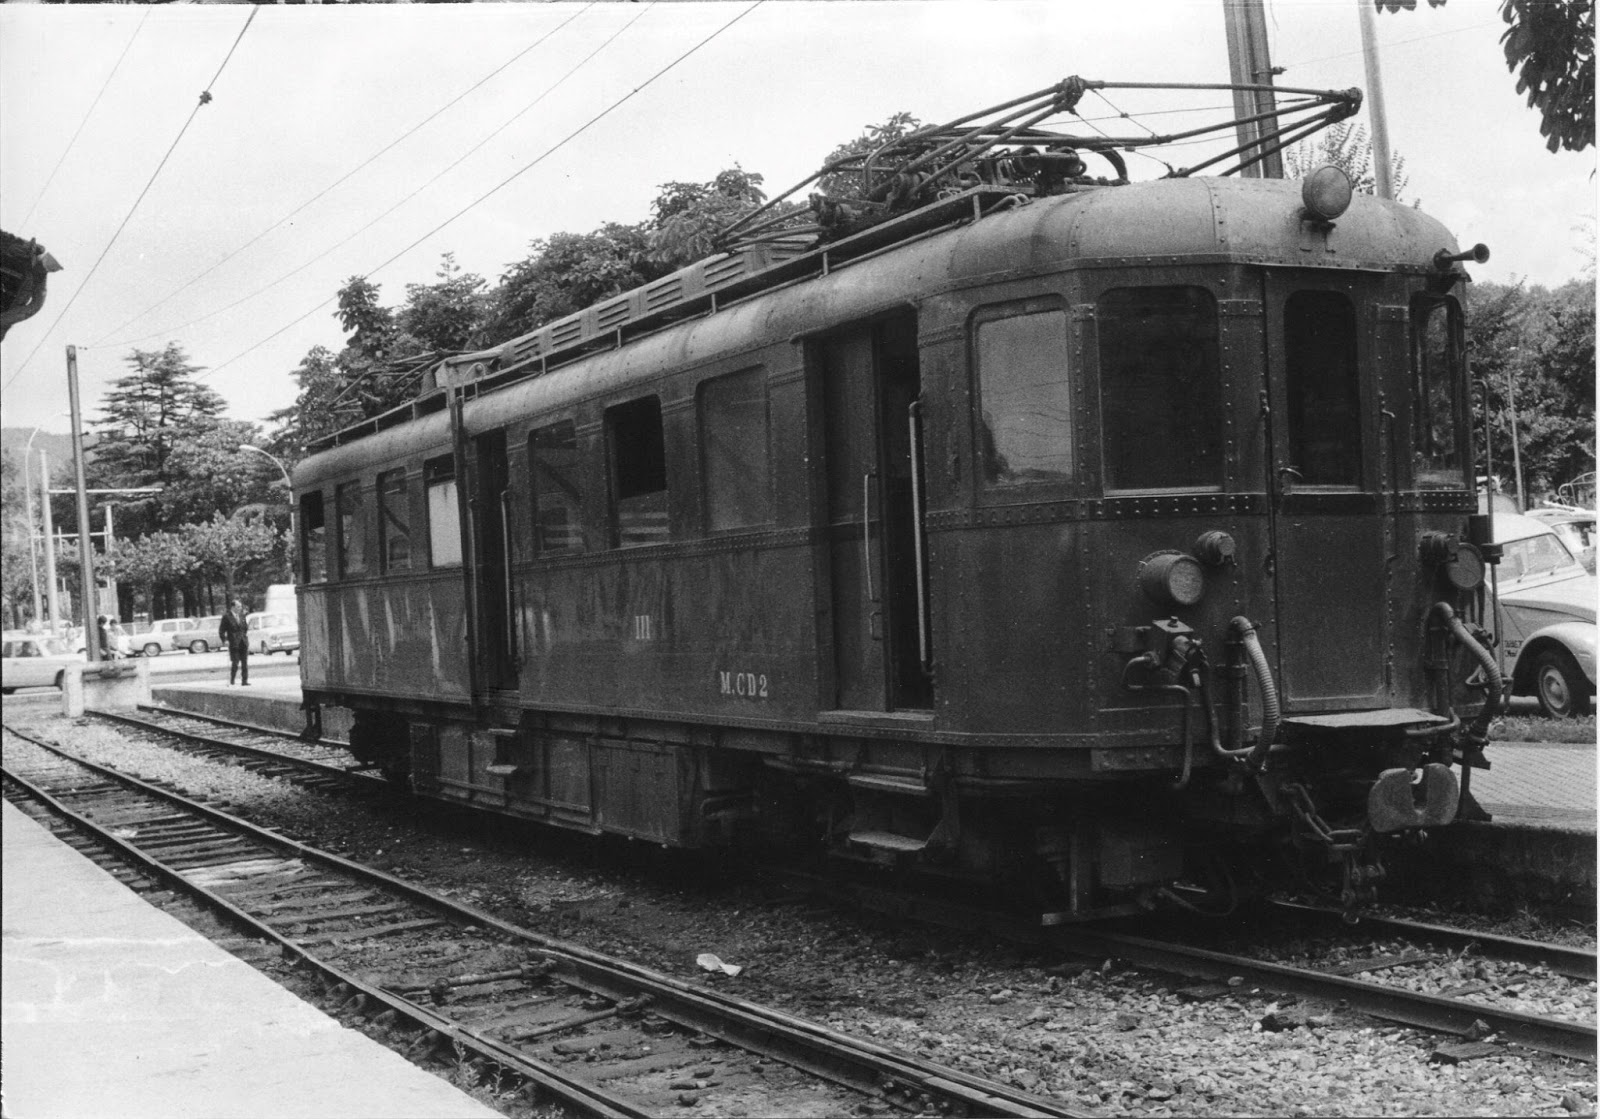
[1140,551,1206,607]
[1444,543,1487,591]
[1302,165,1353,222]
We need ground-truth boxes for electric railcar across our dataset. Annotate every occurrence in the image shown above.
[292,87,1502,918]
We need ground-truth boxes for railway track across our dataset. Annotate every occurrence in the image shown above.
[2,724,1084,1119]
[23,708,1598,1067]
[777,872,1598,1064]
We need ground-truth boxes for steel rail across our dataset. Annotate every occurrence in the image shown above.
[92,706,361,784]
[1269,900,1597,982]
[3,724,1086,1118]
[1045,924,1595,1064]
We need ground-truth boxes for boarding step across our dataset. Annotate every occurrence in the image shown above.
[848,830,929,854]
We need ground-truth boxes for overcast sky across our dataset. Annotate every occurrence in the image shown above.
[1,0,1593,438]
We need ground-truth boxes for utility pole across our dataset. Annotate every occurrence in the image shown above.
[105,503,118,618]
[1222,0,1284,178]
[67,345,101,660]
[23,430,43,626]
[39,448,60,635]
[1357,0,1396,199]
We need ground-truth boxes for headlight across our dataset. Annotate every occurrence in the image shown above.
[1139,551,1206,607]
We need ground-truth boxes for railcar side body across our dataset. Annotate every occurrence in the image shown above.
[294,174,1496,915]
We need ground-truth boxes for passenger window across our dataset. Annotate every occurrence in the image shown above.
[606,397,669,547]
[974,304,1073,486]
[1286,291,1362,486]
[1412,295,1465,489]
[700,370,771,530]
[377,469,411,572]
[336,481,367,577]
[1098,286,1223,491]
[424,455,463,567]
[300,491,327,583]
[530,420,584,553]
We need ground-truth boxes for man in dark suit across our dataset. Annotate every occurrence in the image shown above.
[219,599,251,686]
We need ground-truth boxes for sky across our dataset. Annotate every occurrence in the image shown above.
[1,0,1594,439]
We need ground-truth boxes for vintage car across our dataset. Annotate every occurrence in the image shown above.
[1496,513,1598,718]
[246,611,300,656]
[1,634,83,694]
[132,617,199,656]
[1526,507,1596,574]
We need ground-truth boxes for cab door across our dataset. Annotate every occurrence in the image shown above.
[1261,272,1390,710]
[470,428,519,694]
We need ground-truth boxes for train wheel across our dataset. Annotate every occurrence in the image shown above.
[1533,648,1592,718]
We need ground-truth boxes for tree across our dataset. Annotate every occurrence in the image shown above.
[1500,0,1594,152]
[648,167,773,268]
[267,344,347,457]
[816,111,927,200]
[399,252,490,353]
[479,224,658,347]
[1283,122,1410,201]
[159,419,276,527]
[183,513,279,605]
[90,343,226,493]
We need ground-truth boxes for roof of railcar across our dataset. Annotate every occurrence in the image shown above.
[295,175,1462,486]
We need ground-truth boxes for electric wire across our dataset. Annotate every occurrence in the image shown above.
[15,9,150,231]
[92,2,599,349]
[154,2,656,359]
[205,0,766,382]
[3,7,259,395]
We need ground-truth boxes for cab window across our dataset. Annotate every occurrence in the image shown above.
[1412,295,1466,489]
[974,302,1073,486]
[1286,290,1362,486]
[300,491,327,583]
[377,469,411,572]
[1098,286,1223,491]
[336,481,367,577]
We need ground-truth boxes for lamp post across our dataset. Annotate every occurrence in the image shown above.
[240,444,296,583]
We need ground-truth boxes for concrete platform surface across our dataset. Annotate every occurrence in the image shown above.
[1,799,501,1119]
[1471,740,1597,833]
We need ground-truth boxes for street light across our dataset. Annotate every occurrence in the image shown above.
[240,445,297,583]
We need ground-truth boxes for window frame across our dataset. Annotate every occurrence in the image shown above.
[529,418,585,555]
[969,296,1076,495]
[423,454,463,568]
[1409,293,1469,492]
[300,490,328,584]
[698,367,774,532]
[335,479,368,578]
[377,467,412,573]
[605,395,670,549]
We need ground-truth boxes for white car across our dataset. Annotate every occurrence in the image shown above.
[247,611,300,656]
[132,617,199,657]
[1,635,84,694]
[1495,513,1597,718]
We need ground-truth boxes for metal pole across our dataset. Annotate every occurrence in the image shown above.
[105,503,118,619]
[1223,0,1284,179]
[1508,370,1526,511]
[1357,0,1396,199]
[39,448,60,636]
[23,431,42,626]
[67,345,101,660]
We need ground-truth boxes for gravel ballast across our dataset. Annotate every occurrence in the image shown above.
[6,713,1595,1118]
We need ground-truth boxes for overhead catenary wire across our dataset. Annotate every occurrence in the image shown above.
[92,2,600,350]
[152,1,657,359]
[3,6,260,396]
[15,9,151,231]
[202,0,765,383]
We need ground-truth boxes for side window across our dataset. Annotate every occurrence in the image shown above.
[1098,286,1223,491]
[1412,295,1465,490]
[699,369,771,530]
[336,481,367,577]
[300,491,327,583]
[1286,290,1362,486]
[530,420,584,553]
[606,396,669,547]
[378,469,411,572]
[974,302,1073,486]
[424,455,463,567]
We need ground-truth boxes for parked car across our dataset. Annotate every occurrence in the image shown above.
[1,634,83,694]
[246,611,300,655]
[1495,513,1597,718]
[1525,507,1596,573]
[182,615,226,654]
[132,617,199,657]
[69,624,131,658]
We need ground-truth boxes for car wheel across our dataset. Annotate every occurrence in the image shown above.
[1533,648,1593,718]
[189,640,208,654]
[143,642,162,657]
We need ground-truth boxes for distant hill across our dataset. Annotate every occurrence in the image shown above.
[1,428,73,479]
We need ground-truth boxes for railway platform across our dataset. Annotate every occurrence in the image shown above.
[1,797,502,1119]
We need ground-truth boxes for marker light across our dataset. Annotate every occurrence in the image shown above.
[1140,552,1206,608]
[1445,544,1487,591]
[1302,165,1353,222]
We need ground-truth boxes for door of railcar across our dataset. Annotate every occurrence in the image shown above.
[1259,271,1390,710]
[817,313,933,712]
[471,429,519,693]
